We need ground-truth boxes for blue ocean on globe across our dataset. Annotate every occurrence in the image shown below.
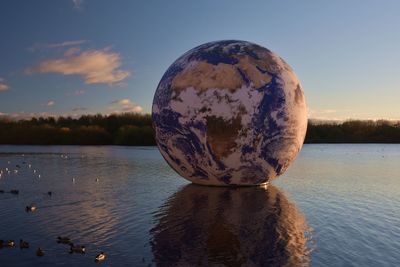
[152,40,307,186]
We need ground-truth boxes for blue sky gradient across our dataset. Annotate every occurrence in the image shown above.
[0,0,399,120]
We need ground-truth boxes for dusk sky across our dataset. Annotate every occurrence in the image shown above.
[0,0,399,120]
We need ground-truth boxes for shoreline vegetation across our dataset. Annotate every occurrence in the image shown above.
[0,113,399,145]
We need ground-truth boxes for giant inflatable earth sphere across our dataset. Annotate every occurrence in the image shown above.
[152,40,307,186]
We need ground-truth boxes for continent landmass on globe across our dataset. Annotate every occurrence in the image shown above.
[152,40,307,186]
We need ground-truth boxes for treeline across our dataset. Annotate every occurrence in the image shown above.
[306,120,400,143]
[0,114,399,145]
[0,113,155,145]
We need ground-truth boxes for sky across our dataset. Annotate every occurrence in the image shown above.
[0,0,399,120]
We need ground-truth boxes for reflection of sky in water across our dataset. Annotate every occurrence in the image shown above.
[0,145,400,266]
[150,184,311,267]
[275,144,400,267]
[0,146,168,266]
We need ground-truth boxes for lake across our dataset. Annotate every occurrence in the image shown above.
[0,144,399,266]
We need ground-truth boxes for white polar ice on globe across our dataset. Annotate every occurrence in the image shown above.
[152,40,307,186]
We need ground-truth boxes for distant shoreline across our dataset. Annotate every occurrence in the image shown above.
[1,113,399,145]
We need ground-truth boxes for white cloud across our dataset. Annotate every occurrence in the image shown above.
[29,40,87,51]
[112,82,128,88]
[72,0,83,10]
[27,48,131,85]
[111,98,132,106]
[47,100,55,106]
[0,78,9,91]
[64,47,81,57]
[108,105,143,114]
[109,98,143,113]
[47,40,86,48]
[75,89,85,95]
[125,106,143,113]
[0,84,8,91]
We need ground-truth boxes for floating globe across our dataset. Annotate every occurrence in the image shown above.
[152,40,307,186]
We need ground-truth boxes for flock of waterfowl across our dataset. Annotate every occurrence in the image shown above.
[0,236,105,262]
[0,155,106,263]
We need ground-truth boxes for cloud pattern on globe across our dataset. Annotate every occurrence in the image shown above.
[152,40,307,186]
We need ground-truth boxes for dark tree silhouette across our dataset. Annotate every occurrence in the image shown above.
[0,113,155,145]
[0,115,399,145]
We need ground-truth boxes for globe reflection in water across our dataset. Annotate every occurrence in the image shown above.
[150,185,312,267]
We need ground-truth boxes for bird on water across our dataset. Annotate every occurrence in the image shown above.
[36,247,45,257]
[7,240,15,247]
[57,236,71,244]
[19,239,29,249]
[26,204,37,212]
[95,252,106,262]
[69,243,86,254]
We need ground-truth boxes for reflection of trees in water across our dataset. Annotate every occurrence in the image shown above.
[150,184,312,267]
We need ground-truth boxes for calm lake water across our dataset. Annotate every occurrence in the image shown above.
[0,144,399,266]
